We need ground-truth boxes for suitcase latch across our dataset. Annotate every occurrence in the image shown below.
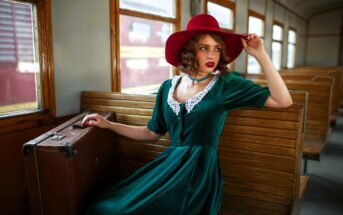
[51,133,65,141]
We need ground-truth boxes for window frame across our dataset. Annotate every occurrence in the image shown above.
[272,20,284,70]
[0,0,55,128]
[246,10,265,74]
[287,27,297,69]
[204,0,236,33]
[110,0,181,92]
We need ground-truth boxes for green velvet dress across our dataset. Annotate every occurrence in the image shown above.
[86,72,270,215]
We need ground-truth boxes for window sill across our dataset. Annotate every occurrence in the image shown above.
[0,109,56,135]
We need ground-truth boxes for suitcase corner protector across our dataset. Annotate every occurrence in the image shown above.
[22,142,36,156]
[58,142,77,158]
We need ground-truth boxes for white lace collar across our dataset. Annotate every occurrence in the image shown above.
[167,75,218,116]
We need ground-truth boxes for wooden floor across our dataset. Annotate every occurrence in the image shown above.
[300,108,343,215]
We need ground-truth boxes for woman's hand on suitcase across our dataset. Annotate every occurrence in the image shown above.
[82,114,110,129]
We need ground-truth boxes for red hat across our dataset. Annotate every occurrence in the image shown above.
[165,13,246,67]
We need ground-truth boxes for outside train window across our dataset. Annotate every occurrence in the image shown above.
[0,0,41,116]
[206,0,235,32]
[247,11,265,74]
[114,0,180,94]
[287,29,297,68]
[272,22,283,70]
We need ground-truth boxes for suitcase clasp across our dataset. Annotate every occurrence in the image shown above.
[51,133,65,141]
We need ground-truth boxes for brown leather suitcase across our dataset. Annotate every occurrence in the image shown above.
[23,111,118,215]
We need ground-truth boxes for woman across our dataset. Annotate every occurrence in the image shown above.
[84,14,292,215]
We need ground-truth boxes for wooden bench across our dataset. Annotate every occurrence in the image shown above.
[279,69,342,125]
[246,73,337,125]
[81,91,307,214]
[250,78,333,173]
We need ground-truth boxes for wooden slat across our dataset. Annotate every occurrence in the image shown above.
[223,125,299,139]
[221,195,289,215]
[251,78,332,160]
[220,134,298,148]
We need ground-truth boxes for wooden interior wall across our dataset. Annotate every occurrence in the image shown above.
[0,116,71,215]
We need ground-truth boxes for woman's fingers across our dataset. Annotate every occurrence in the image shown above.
[81,114,98,126]
[241,38,248,48]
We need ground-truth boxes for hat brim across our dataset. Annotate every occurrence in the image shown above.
[165,29,246,67]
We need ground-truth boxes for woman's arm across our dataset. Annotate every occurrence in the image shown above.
[82,113,161,141]
[241,34,293,108]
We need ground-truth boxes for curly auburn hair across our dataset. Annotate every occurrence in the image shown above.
[178,33,231,77]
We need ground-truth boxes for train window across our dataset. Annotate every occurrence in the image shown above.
[287,29,297,68]
[120,0,176,18]
[206,0,235,31]
[272,22,283,70]
[120,15,173,93]
[247,11,265,74]
[0,0,42,116]
[112,0,180,94]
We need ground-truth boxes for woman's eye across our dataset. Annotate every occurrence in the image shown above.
[199,47,207,51]
[215,47,222,52]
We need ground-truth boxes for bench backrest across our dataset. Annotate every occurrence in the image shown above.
[246,73,338,120]
[81,91,305,214]
[280,69,343,115]
[252,78,333,141]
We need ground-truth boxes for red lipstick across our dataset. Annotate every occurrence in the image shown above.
[205,62,215,68]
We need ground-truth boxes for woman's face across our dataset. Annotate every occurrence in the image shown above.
[195,34,222,74]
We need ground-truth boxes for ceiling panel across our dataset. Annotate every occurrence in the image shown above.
[275,0,343,19]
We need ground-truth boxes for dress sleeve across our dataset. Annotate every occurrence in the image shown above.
[221,73,270,111]
[147,80,168,136]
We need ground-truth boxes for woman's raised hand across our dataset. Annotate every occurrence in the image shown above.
[81,113,111,129]
[241,33,266,59]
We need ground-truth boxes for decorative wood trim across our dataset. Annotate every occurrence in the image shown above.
[37,0,56,117]
[176,0,181,31]
[173,0,181,76]
[209,0,235,9]
[248,9,266,21]
[110,0,120,92]
[203,0,207,14]
[273,20,284,28]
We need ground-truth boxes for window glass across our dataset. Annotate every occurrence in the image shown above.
[207,2,233,30]
[288,30,296,44]
[120,15,173,93]
[120,0,176,18]
[287,43,295,68]
[0,0,41,116]
[273,24,282,40]
[247,55,260,74]
[248,16,264,37]
[287,29,296,68]
[248,15,264,73]
[272,42,282,70]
